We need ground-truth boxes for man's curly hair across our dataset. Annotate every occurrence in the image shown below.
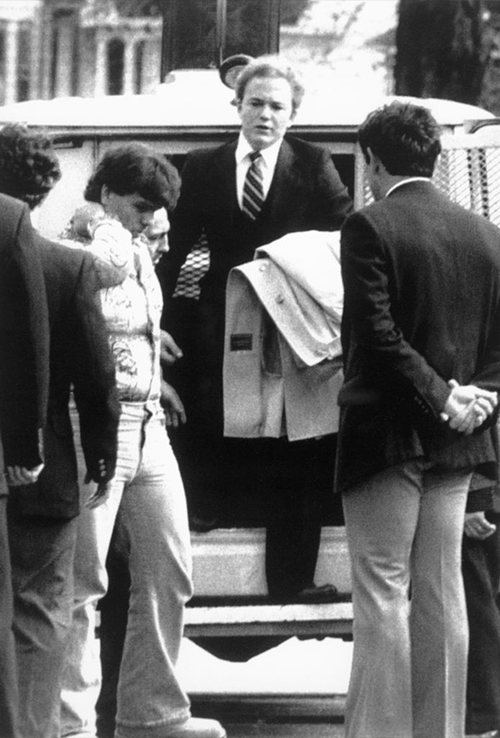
[0,123,62,210]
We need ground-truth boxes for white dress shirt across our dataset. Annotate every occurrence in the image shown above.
[235,133,283,209]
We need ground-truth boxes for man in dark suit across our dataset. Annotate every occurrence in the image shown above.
[158,55,352,603]
[337,101,500,738]
[0,193,49,738]
[0,123,120,738]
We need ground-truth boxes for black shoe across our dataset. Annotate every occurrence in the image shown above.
[189,515,219,533]
[269,583,339,605]
[294,583,339,603]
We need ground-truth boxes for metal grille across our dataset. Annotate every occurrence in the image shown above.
[172,232,210,299]
[175,130,500,299]
[357,129,500,228]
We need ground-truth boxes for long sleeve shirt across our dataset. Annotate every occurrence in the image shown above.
[86,218,162,402]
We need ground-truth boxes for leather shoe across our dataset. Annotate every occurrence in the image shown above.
[189,515,219,533]
[295,583,339,603]
[162,717,226,738]
[269,583,340,604]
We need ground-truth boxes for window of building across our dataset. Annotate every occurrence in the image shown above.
[134,39,146,93]
[107,37,125,95]
[17,22,31,102]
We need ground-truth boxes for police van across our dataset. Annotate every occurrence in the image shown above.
[0,71,497,637]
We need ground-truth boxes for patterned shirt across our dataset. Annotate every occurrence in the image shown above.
[84,218,162,402]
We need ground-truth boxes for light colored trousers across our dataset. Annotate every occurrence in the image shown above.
[61,401,193,738]
[343,460,471,738]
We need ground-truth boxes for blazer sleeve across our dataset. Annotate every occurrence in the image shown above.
[340,211,451,417]
[0,203,49,468]
[70,251,120,484]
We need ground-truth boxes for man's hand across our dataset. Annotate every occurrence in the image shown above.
[160,330,183,367]
[6,463,44,487]
[441,379,498,434]
[85,481,112,510]
[161,379,187,428]
[464,511,497,540]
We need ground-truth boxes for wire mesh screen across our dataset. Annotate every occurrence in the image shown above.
[357,131,500,229]
[434,137,500,226]
[174,131,500,299]
[172,233,209,299]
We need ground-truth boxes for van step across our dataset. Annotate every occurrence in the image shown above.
[184,601,353,638]
[191,526,351,598]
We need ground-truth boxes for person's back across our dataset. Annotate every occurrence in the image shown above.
[0,122,119,738]
[0,192,49,738]
[337,101,500,738]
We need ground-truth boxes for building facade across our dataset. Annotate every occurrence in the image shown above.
[0,0,397,106]
[0,0,163,104]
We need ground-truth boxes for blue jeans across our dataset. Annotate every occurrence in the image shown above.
[61,401,193,738]
[343,460,471,738]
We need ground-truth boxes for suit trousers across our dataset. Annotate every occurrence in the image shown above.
[7,500,78,738]
[0,495,18,738]
[61,401,193,738]
[463,512,500,736]
[343,460,471,738]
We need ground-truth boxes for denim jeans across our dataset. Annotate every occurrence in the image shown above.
[61,401,193,738]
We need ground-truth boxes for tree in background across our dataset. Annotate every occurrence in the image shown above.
[394,0,493,107]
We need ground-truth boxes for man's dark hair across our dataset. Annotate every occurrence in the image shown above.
[0,123,61,210]
[85,143,180,210]
[358,102,442,178]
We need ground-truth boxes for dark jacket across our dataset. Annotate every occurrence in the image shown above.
[336,180,500,494]
[14,237,120,518]
[0,196,49,492]
[159,134,353,307]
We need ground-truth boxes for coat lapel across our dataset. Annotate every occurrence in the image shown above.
[264,138,300,222]
[211,140,239,213]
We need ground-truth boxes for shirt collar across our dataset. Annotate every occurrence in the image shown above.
[236,133,283,170]
[385,177,432,198]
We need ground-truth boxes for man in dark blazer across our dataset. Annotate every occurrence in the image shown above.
[6,235,119,738]
[0,123,120,738]
[0,193,49,738]
[337,101,500,738]
[158,55,352,603]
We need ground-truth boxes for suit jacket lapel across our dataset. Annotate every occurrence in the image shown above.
[264,139,299,222]
[211,140,239,213]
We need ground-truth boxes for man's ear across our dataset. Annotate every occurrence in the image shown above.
[367,147,382,173]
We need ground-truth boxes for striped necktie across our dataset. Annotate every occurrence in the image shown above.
[242,151,264,221]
